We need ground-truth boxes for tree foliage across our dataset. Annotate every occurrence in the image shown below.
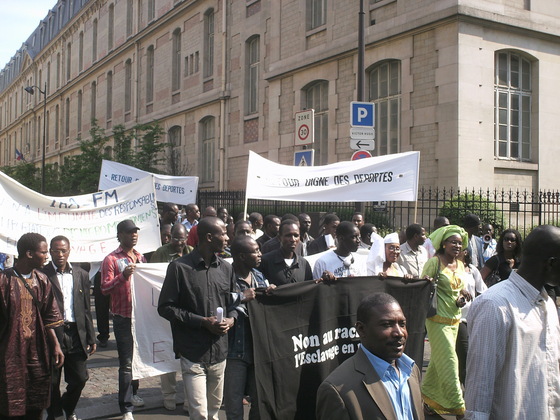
[439,193,504,231]
[1,119,168,196]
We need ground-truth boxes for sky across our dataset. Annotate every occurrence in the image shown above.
[0,0,56,69]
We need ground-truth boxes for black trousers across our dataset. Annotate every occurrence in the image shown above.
[93,272,110,341]
[47,324,89,419]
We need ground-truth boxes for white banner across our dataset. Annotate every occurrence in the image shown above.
[0,172,160,262]
[99,160,199,205]
[245,151,420,202]
[132,263,180,380]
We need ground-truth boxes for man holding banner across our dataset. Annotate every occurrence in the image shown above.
[101,220,147,419]
[158,217,237,420]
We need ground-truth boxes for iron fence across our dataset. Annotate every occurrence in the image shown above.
[197,187,560,236]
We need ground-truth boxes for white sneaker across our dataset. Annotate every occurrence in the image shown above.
[163,399,176,411]
[131,394,145,407]
[122,413,134,420]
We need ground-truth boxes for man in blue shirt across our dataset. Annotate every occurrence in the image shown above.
[316,293,424,420]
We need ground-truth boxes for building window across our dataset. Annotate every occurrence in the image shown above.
[47,62,51,95]
[55,105,59,145]
[246,36,259,115]
[78,31,84,71]
[494,51,532,161]
[172,29,181,91]
[91,81,97,120]
[56,53,61,88]
[146,45,154,103]
[106,71,113,121]
[92,19,98,61]
[77,90,82,134]
[308,0,327,30]
[126,0,134,37]
[125,59,132,113]
[168,125,182,175]
[65,98,70,140]
[303,80,328,165]
[148,0,155,21]
[108,4,115,50]
[66,42,72,80]
[204,9,214,78]
[200,117,215,182]
[368,60,400,156]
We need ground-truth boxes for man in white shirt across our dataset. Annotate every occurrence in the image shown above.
[397,223,428,277]
[181,203,200,232]
[465,225,560,420]
[313,221,366,279]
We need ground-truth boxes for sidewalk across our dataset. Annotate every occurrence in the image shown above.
[75,337,178,419]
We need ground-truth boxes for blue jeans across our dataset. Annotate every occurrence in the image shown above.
[224,358,259,420]
[113,315,139,414]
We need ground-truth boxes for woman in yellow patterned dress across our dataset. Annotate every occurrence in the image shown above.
[421,225,472,419]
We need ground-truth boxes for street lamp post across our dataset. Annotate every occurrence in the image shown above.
[24,83,47,193]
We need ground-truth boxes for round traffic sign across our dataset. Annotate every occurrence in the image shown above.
[298,124,309,141]
[351,150,372,160]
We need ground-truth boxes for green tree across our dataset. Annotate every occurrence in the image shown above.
[2,120,169,195]
[439,192,504,232]
[131,122,167,173]
[112,124,135,166]
[59,120,111,195]
[0,161,40,191]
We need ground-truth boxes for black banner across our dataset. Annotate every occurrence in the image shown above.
[249,276,431,420]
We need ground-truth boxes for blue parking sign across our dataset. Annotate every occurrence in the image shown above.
[351,101,375,128]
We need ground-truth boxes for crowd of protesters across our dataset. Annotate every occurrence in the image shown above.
[1,202,559,420]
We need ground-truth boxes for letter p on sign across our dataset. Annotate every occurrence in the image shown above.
[351,102,375,128]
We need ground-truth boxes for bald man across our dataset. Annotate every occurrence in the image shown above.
[465,225,560,419]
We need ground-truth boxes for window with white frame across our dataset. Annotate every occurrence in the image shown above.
[204,9,214,78]
[125,59,132,112]
[146,46,154,104]
[246,36,259,115]
[172,29,181,91]
[91,81,97,120]
[368,60,400,156]
[106,71,113,121]
[92,19,98,61]
[494,51,532,161]
[303,80,328,165]
[79,31,84,71]
[77,90,82,134]
[108,4,115,50]
[308,0,326,30]
[200,117,215,182]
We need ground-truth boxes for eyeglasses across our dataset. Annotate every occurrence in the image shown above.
[171,237,187,242]
[386,245,400,251]
[503,237,517,243]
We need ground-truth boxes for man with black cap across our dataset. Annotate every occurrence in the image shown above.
[101,220,147,420]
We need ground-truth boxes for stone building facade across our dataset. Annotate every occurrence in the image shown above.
[1,0,559,191]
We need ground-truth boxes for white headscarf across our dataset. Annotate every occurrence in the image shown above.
[366,232,399,275]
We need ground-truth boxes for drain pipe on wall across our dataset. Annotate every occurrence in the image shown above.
[218,0,229,190]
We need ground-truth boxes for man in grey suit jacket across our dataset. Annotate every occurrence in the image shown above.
[316,293,424,420]
[42,235,96,420]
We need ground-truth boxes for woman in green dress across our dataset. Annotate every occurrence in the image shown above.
[421,225,472,419]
